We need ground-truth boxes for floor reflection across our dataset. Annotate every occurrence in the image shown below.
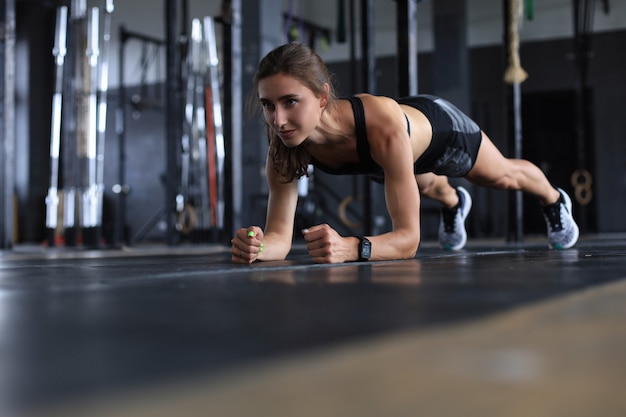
[249,260,423,286]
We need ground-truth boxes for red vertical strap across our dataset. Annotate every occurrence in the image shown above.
[205,86,218,226]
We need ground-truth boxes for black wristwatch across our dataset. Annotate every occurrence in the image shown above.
[358,237,372,261]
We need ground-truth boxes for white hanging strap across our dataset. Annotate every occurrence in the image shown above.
[45,5,68,230]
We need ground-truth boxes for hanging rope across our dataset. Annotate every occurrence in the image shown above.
[504,0,528,84]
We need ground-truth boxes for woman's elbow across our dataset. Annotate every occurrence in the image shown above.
[402,234,420,259]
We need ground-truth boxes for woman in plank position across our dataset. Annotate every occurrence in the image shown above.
[231,42,579,264]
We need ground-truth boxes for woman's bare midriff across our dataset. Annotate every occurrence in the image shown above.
[400,104,433,163]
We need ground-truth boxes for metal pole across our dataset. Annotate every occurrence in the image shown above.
[512,81,523,242]
[360,0,375,236]
[503,0,524,243]
[165,0,180,245]
[360,0,375,93]
[113,26,128,247]
[349,0,357,93]
[396,0,418,97]
[572,0,592,231]
[221,0,242,242]
[0,0,16,249]
[94,0,114,242]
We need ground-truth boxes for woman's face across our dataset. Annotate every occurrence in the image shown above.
[258,73,327,148]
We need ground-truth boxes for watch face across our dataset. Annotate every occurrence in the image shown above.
[360,238,371,259]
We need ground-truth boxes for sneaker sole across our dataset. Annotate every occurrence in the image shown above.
[441,186,472,250]
[550,188,580,250]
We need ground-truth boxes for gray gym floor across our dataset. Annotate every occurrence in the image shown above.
[2,235,626,417]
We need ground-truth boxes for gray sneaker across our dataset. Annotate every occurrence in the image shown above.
[542,188,579,249]
[438,186,472,250]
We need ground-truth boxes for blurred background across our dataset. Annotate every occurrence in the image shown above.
[2,0,625,250]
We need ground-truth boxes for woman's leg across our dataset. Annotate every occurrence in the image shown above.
[415,173,472,250]
[466,131,579,249]
[414,173,459,208]
[465,132,560,206]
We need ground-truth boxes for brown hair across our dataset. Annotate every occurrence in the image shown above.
[249,42,338,182]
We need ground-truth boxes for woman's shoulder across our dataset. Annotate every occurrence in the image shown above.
[350,94,400,119]
[354,93,397,105]
[353,94,403,123]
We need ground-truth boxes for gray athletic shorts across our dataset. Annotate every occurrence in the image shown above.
[398,95,483,178]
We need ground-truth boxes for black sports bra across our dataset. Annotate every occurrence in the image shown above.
[310,96,411,176]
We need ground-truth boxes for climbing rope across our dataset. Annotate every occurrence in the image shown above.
[504,0,528,84]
